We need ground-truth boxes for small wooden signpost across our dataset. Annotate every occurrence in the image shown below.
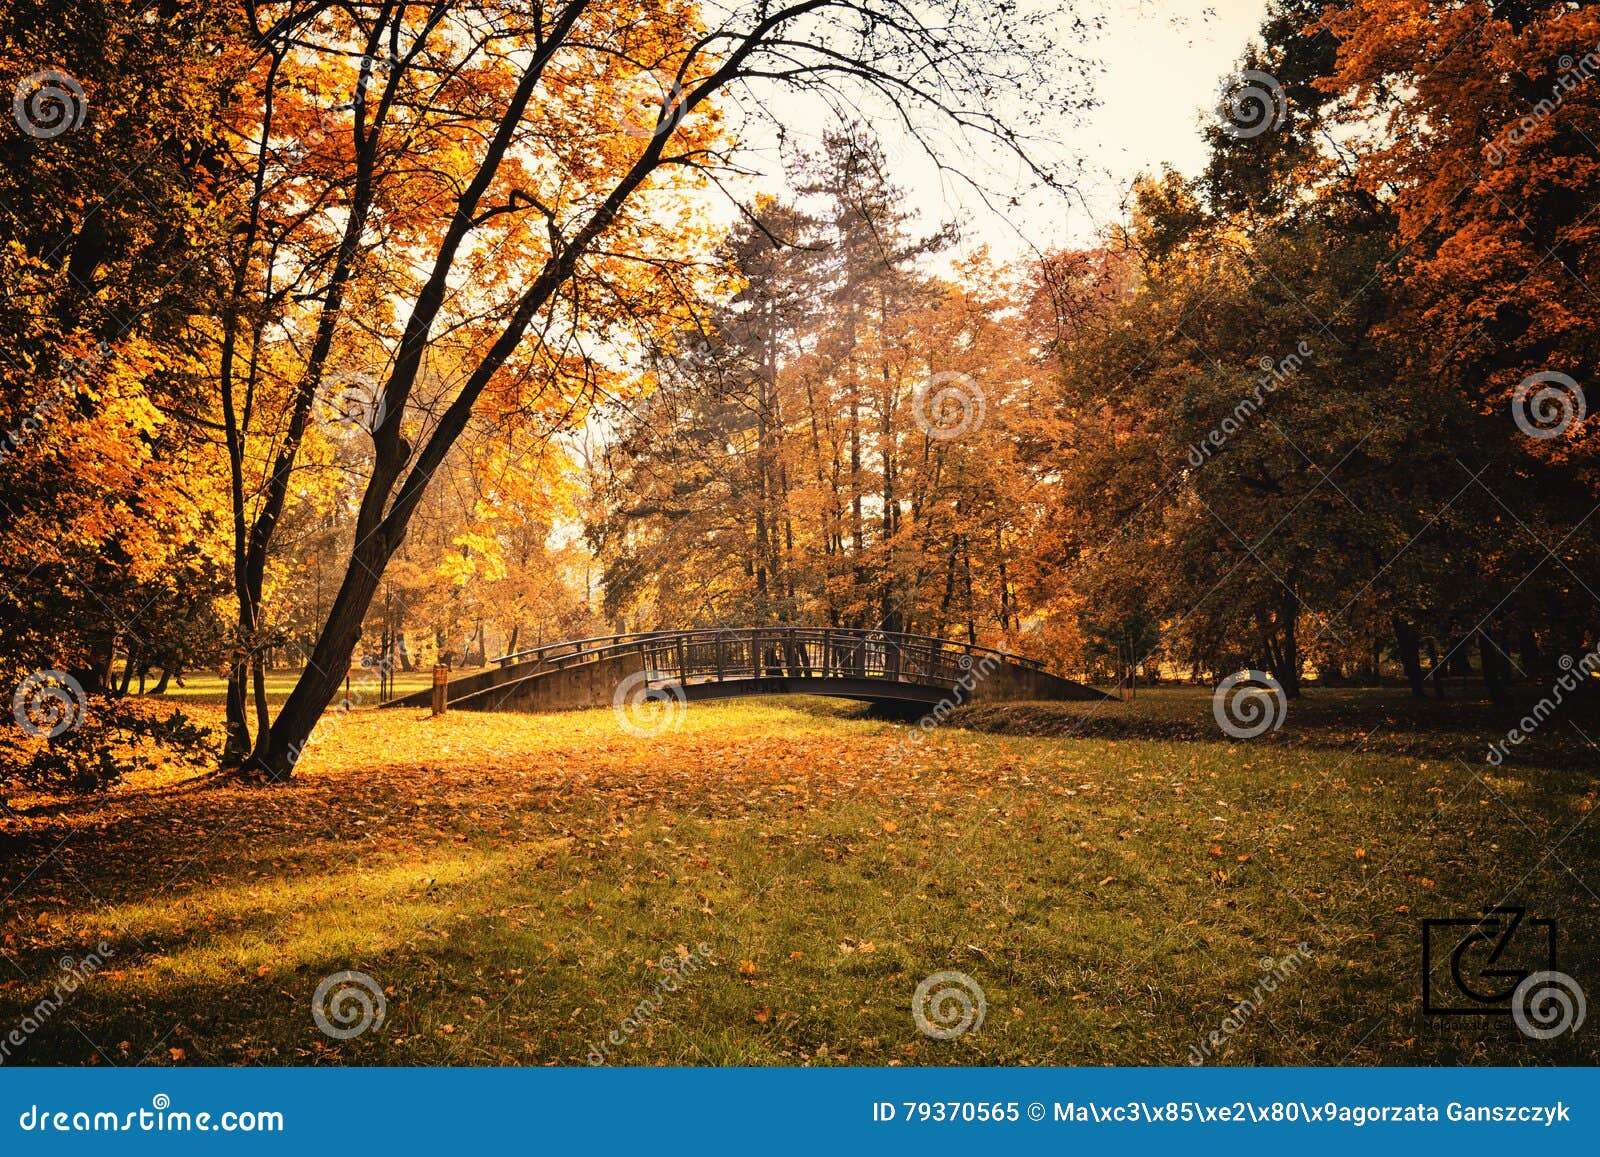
[431,663,449,716]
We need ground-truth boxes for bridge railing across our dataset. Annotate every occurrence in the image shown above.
[492,630,678,669]
[491,626,1043,689]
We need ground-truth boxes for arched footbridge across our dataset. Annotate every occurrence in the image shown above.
[382,627,1108,716]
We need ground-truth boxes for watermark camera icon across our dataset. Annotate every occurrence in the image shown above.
[1422,906,1555,1014]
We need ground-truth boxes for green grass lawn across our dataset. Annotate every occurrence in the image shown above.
[0,688,1595,1066]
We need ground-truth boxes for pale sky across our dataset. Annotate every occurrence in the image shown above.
[741,0,1273,262]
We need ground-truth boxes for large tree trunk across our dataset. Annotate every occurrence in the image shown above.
[1425,637,1447,698]
[247,535,395,779]
[71,629,117,694]
[1261,597,1301,697]
[1518,627,1542,682]
[1479,629,1512,708]
[223,659,252,764]
[1392,616,1426,697]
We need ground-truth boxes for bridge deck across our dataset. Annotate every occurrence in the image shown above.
[382,626,1107,713]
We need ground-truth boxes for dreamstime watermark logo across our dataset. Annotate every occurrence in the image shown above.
[1,343,109,467]
[612,668,687,737]
[587,942,715,1064]
[1,390,68,467]
[311,970,386,1040]
[12,670,87,739]
[1512,370,1585,440]
[1422,907,1583,1038]
[1214,69,1286,140]
[913,372,986,441]
[1486,41,1600,166]
[1511,971,1587,1040]
[912,970,986,1040]
[1188,943,1314,1065]
[1486,646,1599,765]
[283,649,397,769]
[1211,669,1287,739]
[317,371,387,436]
[618,67,687,139]
[876,125,926,171]
[0,942,114,1065]
[1187,342,1313,467]
[12,70,88,140]
[883,651,1000,768]
[16,1094,284,1133]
